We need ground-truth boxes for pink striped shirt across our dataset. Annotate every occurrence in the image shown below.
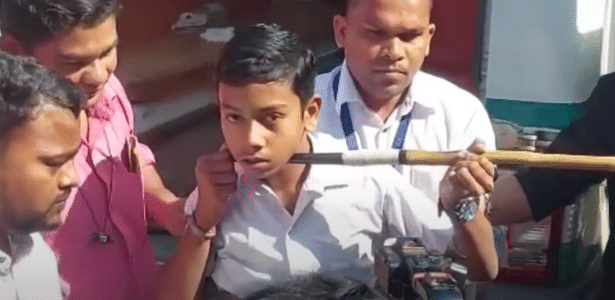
[44,75,158,300]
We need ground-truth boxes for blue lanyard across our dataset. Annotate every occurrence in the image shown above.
[332,70,412,151]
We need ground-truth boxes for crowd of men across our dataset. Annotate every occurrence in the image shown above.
[0,0,612,300]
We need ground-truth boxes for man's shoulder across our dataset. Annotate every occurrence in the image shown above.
[598,72,615,86]
[11,232,58,270]
[315,66,340,90]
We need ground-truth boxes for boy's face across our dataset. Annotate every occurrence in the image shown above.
[0,105,80,234]
[31,16,119,109]
[218,81,320,179]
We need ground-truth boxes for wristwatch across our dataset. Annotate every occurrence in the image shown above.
[443,196,481,224]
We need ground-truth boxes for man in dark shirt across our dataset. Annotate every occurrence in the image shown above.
[485,73,615,300]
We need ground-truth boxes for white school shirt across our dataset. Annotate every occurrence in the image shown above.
[0,233,62,300]
[185,136,454,298]
[314,62,496,202]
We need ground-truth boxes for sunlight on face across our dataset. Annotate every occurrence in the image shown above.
[32,16,119,108]
[335,0,434,103]
[218,81,318,179]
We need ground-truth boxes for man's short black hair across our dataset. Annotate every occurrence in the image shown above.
[216,23,316,105]
[244,274,392,300]
[0,51,85,142]
[0,0,122,48]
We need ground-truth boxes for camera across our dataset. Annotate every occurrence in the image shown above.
[375,238,465,300]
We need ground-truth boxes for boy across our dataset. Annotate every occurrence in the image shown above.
[0,1,185,298]
[0,51,84,299]
[175,23,497,298]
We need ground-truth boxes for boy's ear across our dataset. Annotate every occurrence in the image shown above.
[0,34,29,56]
[303,95,322,132]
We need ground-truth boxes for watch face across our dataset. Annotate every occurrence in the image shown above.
[458,199,479,222]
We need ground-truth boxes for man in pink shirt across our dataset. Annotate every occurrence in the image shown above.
[0,0,187,298]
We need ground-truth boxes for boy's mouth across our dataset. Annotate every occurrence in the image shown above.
[240,156,269,165]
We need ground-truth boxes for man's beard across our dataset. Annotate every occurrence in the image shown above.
[0,199,57,235]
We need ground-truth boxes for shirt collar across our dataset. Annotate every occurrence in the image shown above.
[86,81,116,121]
[334,60,414,116]
[0,233,34,276]
[0,246,10,277]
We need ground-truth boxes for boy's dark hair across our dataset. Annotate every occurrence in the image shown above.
[0,51,85,142]
[216,23,316,105]
[0,0,122,48]
[244,274,392,300]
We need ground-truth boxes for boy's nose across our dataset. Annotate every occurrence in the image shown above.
[247,121,267,149]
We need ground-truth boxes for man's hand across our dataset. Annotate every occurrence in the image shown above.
[439,140,495,210]
[193,144,237,231]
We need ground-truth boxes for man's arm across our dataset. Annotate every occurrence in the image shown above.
[154,145,236,300]
[449,197,498,281]
[384,151,498,281]
[155,223,213,300]
[487,175,533,225]
[439,148,499,281]
[487,73,615,225]
[142,164,186,236]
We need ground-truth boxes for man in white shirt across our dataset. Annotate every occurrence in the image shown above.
[0,52,83,299]
[315,0,495,202]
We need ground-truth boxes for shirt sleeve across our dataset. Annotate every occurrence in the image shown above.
[137,141,156,167]
[184,188,198,215]
[443,84,496,151]
[379,167,454,254]
[515,74,615,221]
[468,103,497,150]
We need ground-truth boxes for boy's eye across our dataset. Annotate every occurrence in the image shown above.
[264,113,284,123]
[224,113,241,122]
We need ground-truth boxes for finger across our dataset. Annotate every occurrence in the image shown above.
[478,155,496,177]
[209,148,235,162]
[217,185,237,195]
[449,150,470,165]
[219,143,228,151]
[455,167,486,196]
[454,160,494,189]
[468,139,487,155]
[210,172,238,185]
[195,156,209,175]
[446,170,464,189]
[206,159,236,172]
[465,161,494,192]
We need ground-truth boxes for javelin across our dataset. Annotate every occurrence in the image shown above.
[289,149,615,172]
